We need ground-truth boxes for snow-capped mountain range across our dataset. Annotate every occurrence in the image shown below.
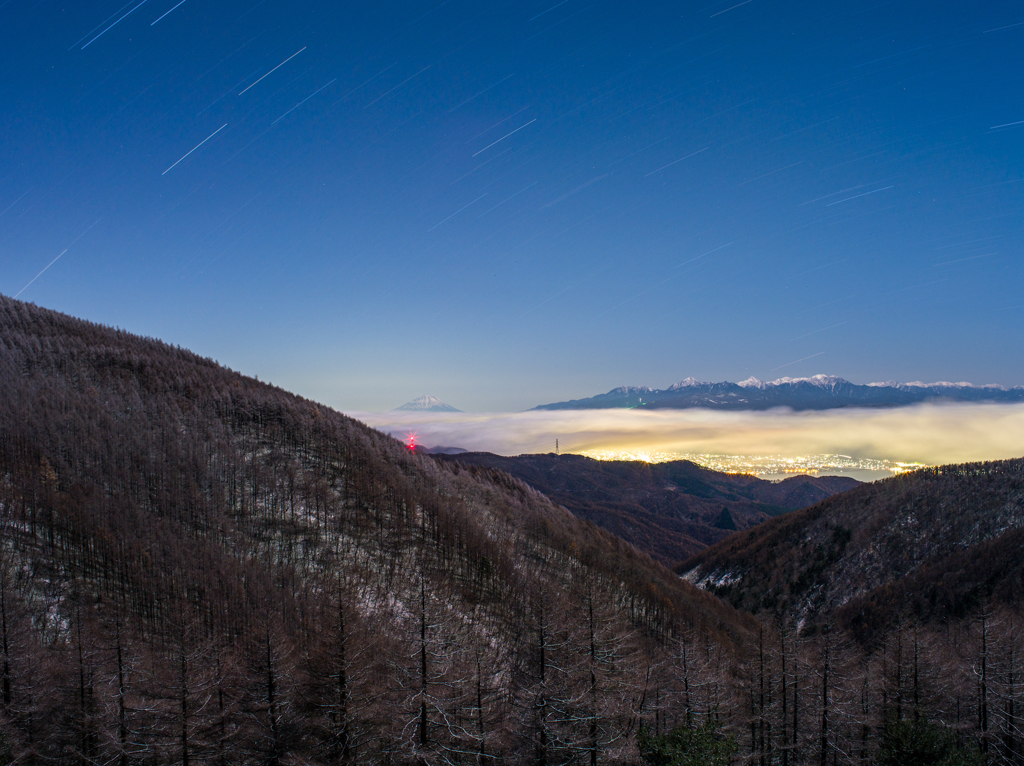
[393,394,462,413]
[532,374,1024,412]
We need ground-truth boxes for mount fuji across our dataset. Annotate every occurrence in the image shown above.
[393,394,462,412]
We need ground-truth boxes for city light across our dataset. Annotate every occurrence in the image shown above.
[579,449,928,477]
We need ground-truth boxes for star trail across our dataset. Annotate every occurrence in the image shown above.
[1,0,1022,412]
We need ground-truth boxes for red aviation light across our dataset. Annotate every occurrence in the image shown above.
[404,431,420,451]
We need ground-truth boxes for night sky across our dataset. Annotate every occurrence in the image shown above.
[3,0,1023,412]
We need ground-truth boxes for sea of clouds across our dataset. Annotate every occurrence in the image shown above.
[349,403,1024,470]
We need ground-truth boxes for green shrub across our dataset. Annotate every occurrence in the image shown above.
[638,719,737,766]
[877,715,983,766]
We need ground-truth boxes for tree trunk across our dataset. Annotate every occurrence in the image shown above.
[267,629,281,766]
[1,569,10,710]
[419,577,429,754]
[116,616,128,766]
[180,646,189,766]
[589,593,598,766]
[781,628,789,766]
[980,610,989,758]
[819,638,829,766]
[336,593,352,765]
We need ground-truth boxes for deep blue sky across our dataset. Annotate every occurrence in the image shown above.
[2,0,1023,411]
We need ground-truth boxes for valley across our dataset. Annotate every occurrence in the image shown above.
[432,451,859,565]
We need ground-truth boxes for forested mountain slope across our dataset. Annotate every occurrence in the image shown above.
[0,295,751,764]
[680,459,1024,638]
[8,294,1024,766]
[434,452,859,565]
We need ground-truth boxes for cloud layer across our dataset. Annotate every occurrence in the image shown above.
[350,403,1024,467]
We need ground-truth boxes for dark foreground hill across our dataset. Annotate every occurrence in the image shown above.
[434,452,859,565]
[0,295,752,763]
[680,459,1024,640]
[5,294,1024,765]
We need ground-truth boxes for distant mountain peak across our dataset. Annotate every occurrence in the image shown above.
[532,374,1024,411]
[904,380,1007,391]
[609,385,653,395]
[668,376,704,389]
[771,374,849,388]
[394,394,462,412]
